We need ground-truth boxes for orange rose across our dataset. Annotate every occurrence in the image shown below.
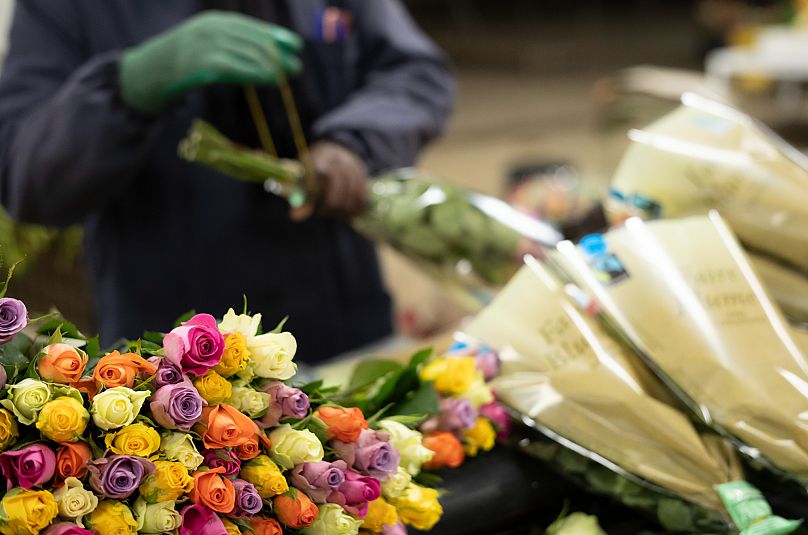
[55,440,93,480]
[249,517,284,535]
[190,466,236,513]
[196,404,259,449]
[273,491,318,528]
[38,343,88,384]
[315,406,368,443]
[93,351,157,389]
[235,434,261,461]
[423,432,465,469]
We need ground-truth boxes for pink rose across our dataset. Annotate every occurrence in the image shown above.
[479,401,511,440]
[327,470,381,517]
[180,504,228,535]
[0,444,56,490]
[382,521,408,535]
[41,523,92,535]
[164,314,224,376]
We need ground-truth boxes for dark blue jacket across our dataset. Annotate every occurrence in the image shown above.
[0,0,455,361]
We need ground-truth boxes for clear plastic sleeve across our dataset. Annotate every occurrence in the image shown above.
[552,212,808,487]
[462,258,741,532]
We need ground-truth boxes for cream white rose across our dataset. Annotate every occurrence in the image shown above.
[378,420,434,476]
[302,503,363,535]
[0,378,52,425]
[269,424,323,470]
[134,498,182,534]
[160,431,203,471]
[381,467,412,500]
[53,477,98,525]
[90,386,149,430]
[228,382,270,418]
[218,308,261,339]
[249,332,297,380]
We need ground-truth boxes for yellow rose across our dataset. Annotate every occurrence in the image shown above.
[381,467,412,500]
[139,460,194,503]
[0,408,19,450]
[362,497,399,532]
[193,371,232,405]
[52,477,98,526]
[0,488,58,535]
[90,501,138,535]
[133,499,182,534]
[104,422,160,457]
[462,417,496,457]
[420,357,477,395]
[389,483,443,531]
[214,332,250,377]
[221,517,241,535]
[240,455,289,498]
[36,396,89,443]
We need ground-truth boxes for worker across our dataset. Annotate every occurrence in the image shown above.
[0,1,455,362]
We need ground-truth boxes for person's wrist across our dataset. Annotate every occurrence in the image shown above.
[118,46,165,115]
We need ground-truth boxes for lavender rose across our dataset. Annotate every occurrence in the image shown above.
[332,429,399,480]
[289,460,347,503]
[150,381,205,431]
[163,313,224,376]
[202,448,240,476]
[259,381,309,428]
[147,356,184,389]
[88,455,155,499]
[231,478,263,517]
[0,298,27,344]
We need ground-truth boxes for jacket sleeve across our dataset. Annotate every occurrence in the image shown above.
[310,0,456,175]
[0,1,159,227]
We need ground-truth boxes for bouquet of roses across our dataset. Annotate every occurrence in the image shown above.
[330,338,511,485]
[0,296,449,535]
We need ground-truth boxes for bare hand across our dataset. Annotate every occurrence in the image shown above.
[289,141,369,221]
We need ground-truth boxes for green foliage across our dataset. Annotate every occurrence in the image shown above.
[173,310,197,328]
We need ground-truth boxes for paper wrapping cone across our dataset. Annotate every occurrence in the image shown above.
[465,259,739,510]
[608,93,808,270]
[554,213,808,483]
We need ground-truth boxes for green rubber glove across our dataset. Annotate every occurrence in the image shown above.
[119,11,302,114]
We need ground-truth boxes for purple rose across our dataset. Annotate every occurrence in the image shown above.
[0,298,27,344]
[147,356,185,389]
[479,401,511,440]
[202,448,240,476]
[163,314,224,376]
[333,429,399,480]
[423,397,476,434]
[41,523,93,535]
[150,381,205,431]
[259,382,310,428]
[289,460,347,503]
[87,455,155,499]
[0,444,56,490]
[327,470,381,517]
[231,478,263,517]
[382,521,408,535]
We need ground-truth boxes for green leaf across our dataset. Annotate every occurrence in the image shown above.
[139,339,163,357]
[36,317,82,339]
[389,348,433,403]
[0,260,22,299]
[84,336,100,361]
[269,316,289,334]
[414,471,444,488]
[173,310,196,328]
[348,359,403,391]
[382,414,430,428]
[143,331,165,346]
[243,295,249,315]
[0,333,33,383]
[390,382,439,418]
[299,380,324,396]
[305,416,330,443]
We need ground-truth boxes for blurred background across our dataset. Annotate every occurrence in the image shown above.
[1,0,807,341]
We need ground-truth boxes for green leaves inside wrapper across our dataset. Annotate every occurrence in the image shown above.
[716,481,802,535]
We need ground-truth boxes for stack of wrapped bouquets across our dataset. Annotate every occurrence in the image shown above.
[0,296,469,535]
